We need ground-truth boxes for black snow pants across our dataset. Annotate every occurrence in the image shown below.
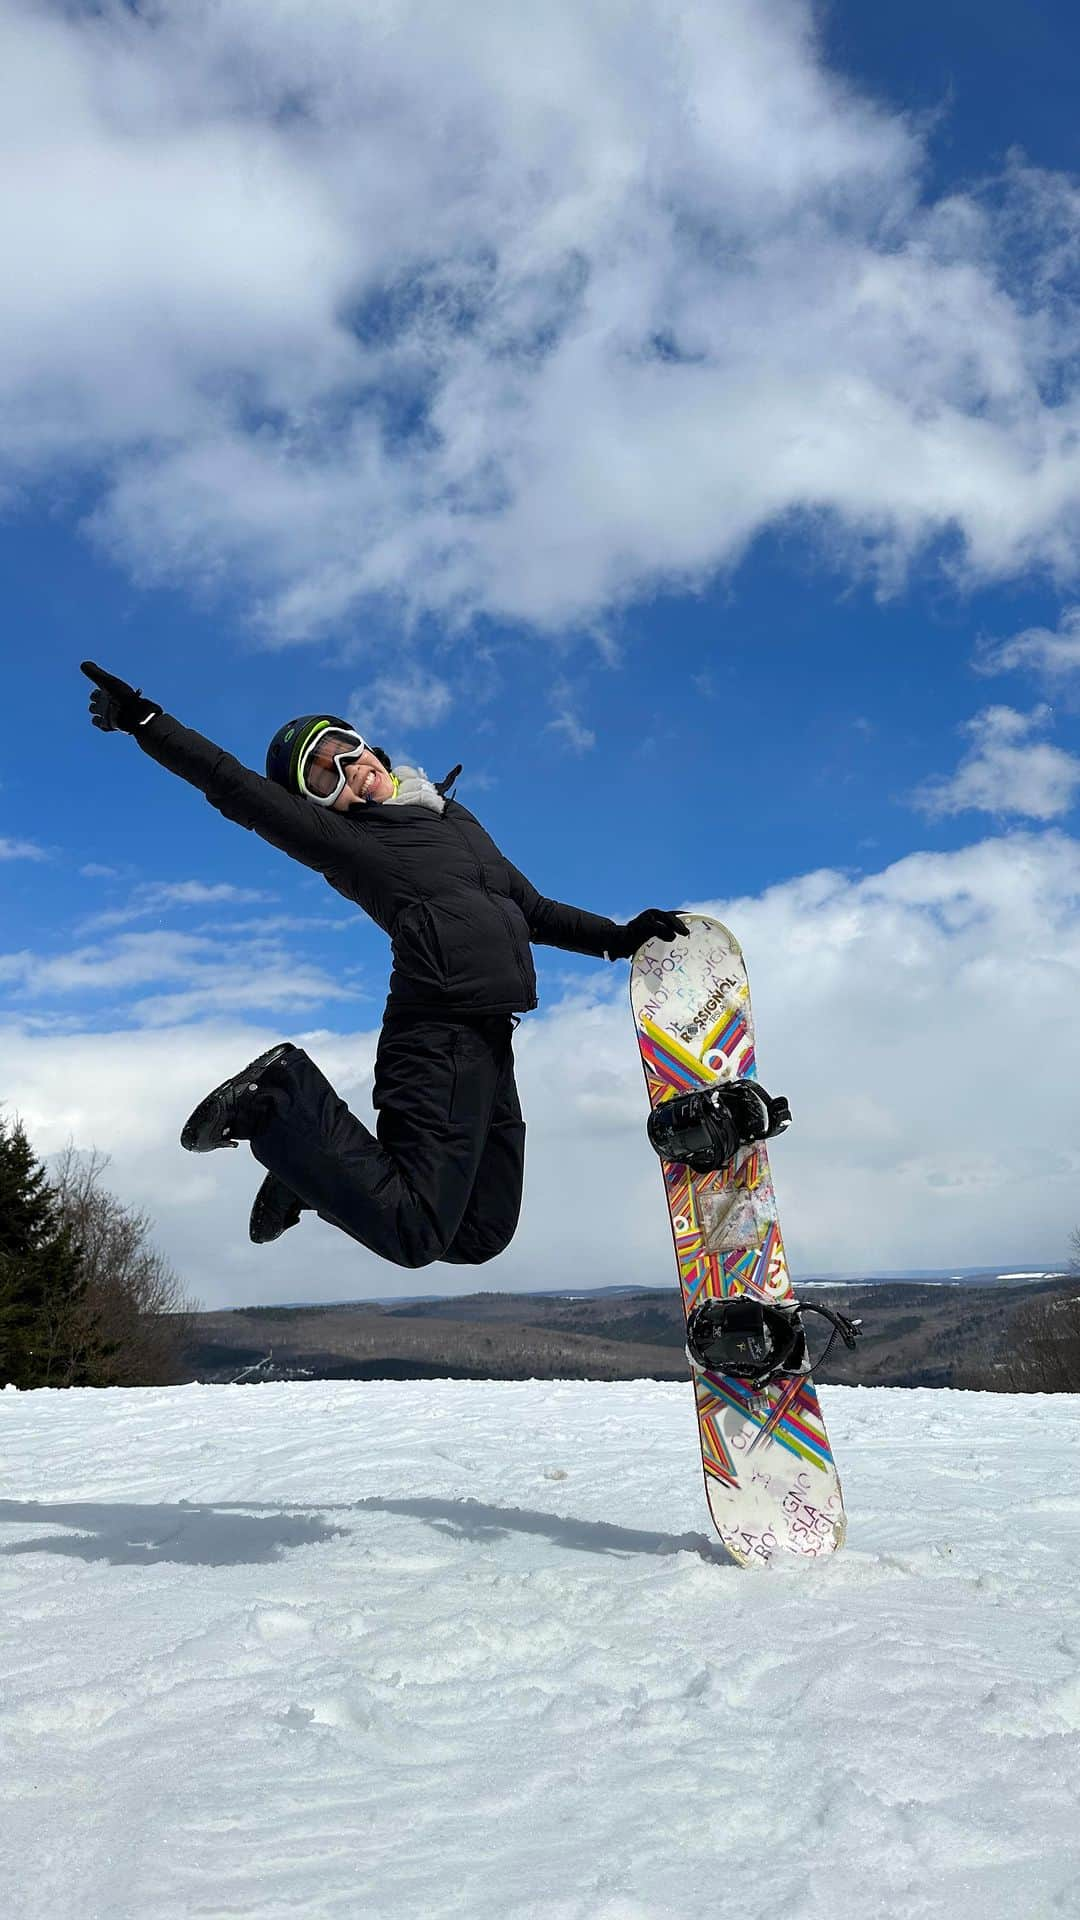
[249,1012,525,1269]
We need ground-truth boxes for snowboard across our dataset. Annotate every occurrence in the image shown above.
[630,914,847,1567]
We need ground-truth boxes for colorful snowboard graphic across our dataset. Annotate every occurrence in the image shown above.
[631,915,847,1567]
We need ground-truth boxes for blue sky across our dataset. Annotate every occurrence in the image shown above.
[2,0,1079,1305]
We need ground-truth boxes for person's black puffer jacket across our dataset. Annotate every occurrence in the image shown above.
[135,714,621,1015]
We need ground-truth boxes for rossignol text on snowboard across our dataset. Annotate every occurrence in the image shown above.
[631,915,857,1566]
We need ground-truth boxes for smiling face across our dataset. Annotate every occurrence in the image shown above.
[320,744,396,809]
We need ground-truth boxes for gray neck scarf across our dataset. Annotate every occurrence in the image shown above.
[384,765,446,814]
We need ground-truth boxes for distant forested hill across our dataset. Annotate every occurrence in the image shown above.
[183,1275,1076,1388]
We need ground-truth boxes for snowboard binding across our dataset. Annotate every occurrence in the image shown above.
[647,1080,791,1175]
[685,1295,862,1391]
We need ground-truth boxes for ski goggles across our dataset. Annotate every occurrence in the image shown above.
[294,721,369,806]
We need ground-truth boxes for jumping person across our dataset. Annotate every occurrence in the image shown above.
[81,661,689,1269]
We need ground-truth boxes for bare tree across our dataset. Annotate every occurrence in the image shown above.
[961,1286,1080,1394]
[50,1146,195,1386]
[1070,1227,1080,1276]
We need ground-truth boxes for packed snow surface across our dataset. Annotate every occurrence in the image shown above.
[3,1381,1080,1920]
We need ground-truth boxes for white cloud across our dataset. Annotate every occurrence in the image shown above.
[0,928,365,1026]
[0,835,48,861]
[2,0,1080,640]
[912,706,1080,821]
[347,665,453,737]
[189,914,353,937]
[4,831,1079,1308]
[0,1021,384,1309]
[976,607,1080,684]
[546,681,597,754]
[81,879,276,932]
[678,832,1080,1272]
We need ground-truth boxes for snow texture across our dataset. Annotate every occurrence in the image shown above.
[2,1380,1079,1919]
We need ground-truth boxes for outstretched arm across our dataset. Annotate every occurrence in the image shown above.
[80,661,343,876]
[503,858,687,961]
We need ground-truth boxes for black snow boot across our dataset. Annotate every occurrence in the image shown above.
[685,1293,862,1389]
[249,1172,305,1245]
[686,1296,806,1383]
[180,1044,297,1153]
[647,1080,790,1174]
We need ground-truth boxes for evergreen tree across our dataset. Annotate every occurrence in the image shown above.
[0,1113,88,1388]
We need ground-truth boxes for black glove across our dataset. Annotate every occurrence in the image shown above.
[81,660,162,735]
[607,908,690,960]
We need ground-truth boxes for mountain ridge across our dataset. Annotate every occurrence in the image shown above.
[183,1272,1077,1389]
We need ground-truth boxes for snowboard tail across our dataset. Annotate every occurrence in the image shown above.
[632,917,847,1567]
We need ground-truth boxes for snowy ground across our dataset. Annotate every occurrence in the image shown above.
[2,1381,1079,1920]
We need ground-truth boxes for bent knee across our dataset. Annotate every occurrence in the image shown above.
[463,1237,512,1266]
[392,1238,444,1271]
[390,1216,516,1270]
[439,1222,518,1266]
